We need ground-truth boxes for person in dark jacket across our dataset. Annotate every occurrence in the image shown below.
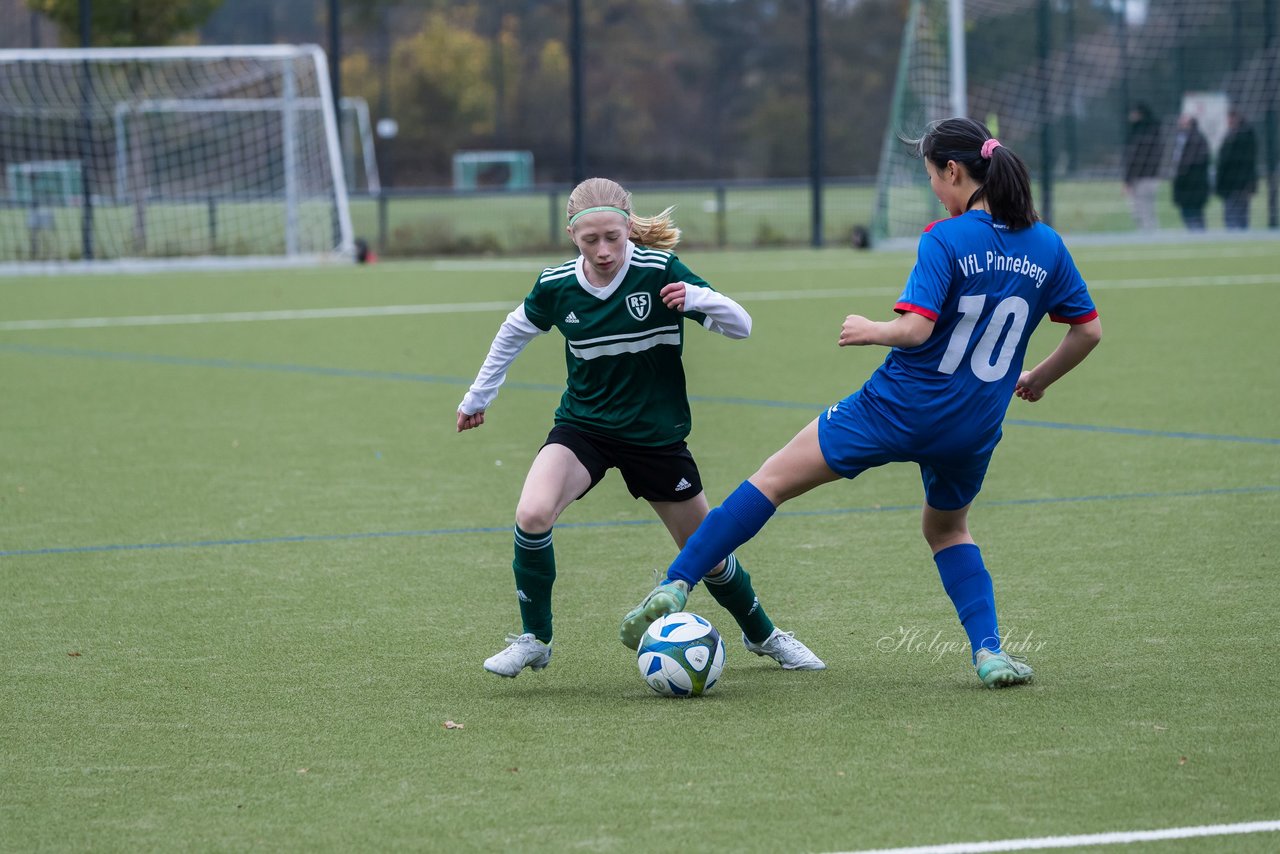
[1170,115,1210,230]
[1216,110,1258,230]
[1123,103,1164,230]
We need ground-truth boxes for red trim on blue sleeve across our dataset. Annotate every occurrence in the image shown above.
[894,301,940,321]
[923,219,947,233]
[1050,308,1099,325]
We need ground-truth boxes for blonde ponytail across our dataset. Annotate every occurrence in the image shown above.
[629,207,680,251]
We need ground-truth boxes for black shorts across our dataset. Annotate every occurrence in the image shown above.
[544,423,704,502]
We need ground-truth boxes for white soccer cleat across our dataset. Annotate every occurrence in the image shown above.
[742,628,827,670]
[975,648,1034,688]
[483,633,552,677]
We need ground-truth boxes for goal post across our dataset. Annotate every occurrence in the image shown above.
[874,0,1280,244]
[0,44,353,273]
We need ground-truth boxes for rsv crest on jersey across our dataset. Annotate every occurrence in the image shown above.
[625,293,651,321]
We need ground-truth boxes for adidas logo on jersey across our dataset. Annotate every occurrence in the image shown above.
[564,311,580,323]
[674,478,692,492]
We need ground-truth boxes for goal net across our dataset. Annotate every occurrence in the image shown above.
[874,0,1279,244]
[0,44,353,272]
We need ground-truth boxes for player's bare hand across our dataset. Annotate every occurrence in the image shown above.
[838,314,879,346]
[457,409,486,432]
[1014,371,1044,402]
[660,282,687,311]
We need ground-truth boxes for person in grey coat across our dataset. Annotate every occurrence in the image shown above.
[1123,103,1164,230]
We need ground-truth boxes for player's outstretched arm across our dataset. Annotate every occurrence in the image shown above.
[1015,317,1102,402]
[456,304,545,428]
[663,282,752,339]
[839,311,934,349]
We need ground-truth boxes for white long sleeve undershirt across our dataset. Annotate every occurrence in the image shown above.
[457,304,545,416]
[682,283,752,339]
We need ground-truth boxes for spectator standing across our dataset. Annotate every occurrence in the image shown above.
[1216,110,1259,230]
[1123,102,1164,231]
[1170,115,1211,231]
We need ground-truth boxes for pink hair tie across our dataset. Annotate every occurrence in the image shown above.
[981,138,1002,159]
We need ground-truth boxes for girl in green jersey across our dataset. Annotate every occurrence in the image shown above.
[458,177,825,678]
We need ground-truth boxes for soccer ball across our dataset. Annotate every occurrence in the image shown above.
[636,612,725,697]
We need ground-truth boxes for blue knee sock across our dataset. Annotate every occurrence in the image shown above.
[667,481,776,588]
[933,543,1000,661]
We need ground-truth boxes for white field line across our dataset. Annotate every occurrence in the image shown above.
[1,273,1277,332]
[373,243,1280,273]
[826,818,1280,854]
[0,301,517,331]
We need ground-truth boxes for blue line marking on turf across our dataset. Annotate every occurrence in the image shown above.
[1003,418,1280,445]
[2,342,1278,445]
[0,342,565,393]
[3,486,1275,560]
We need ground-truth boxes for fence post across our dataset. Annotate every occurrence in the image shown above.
[1266,0,1278,228]
[208,197,217,251]
[807,0,824,247]
[378,190,388,255]
[78,0,93,261]
[549,190,559,247]
[1039,0,1054,226]
[716,185,727,248]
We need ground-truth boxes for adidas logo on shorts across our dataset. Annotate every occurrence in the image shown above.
[674,478,692,491]
[564,311,580,323]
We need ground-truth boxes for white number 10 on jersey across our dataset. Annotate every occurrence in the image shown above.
[937,294,1030,382]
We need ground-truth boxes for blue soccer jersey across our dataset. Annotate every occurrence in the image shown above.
[853,210,1097,458]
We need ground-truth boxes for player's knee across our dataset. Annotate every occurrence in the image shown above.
[921,514,969,550]
[515,503,557,534]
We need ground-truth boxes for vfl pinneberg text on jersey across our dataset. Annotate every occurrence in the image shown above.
[956,252,1049,288]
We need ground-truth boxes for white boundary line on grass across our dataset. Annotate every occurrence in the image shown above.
[826,819,1280,854]
[0,301,517,331]
[1,273,1277,332]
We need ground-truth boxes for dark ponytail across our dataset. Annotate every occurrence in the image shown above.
[912,117,1039,231]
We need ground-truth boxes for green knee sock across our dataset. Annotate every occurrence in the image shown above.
[513,525,555,643]
[704,553,775,644]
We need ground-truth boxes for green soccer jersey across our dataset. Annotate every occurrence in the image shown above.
[522,242,712,446]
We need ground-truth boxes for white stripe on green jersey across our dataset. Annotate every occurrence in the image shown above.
[539,261,576,283]
[523,241,716,446]
[568,326,683,360]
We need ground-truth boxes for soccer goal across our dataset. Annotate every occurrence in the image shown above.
[0,44,353,273]
[873,0,1279,244]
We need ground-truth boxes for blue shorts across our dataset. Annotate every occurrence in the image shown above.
[815,393,994,512]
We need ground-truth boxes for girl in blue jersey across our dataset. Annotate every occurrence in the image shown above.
[459,177,825,678]
[622,119,1103,687]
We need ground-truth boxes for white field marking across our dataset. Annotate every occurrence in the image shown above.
[1071,244,1280,263]
[826,819,1280,854]
[418,244,1280,273]
[1088,272,1280,289]
[1,273,1276,332]
[0,289,897,331]
[418,258,551,272]
[744,286,902,301]
[0,301,517,331]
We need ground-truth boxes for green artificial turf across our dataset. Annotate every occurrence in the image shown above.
[2,242,1278,852]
